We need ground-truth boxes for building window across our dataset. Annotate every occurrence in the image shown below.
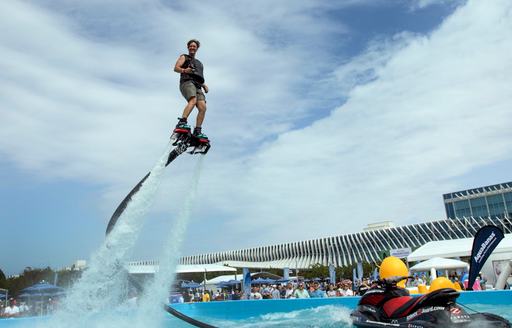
[487,194,506,217]
[470,197,488,218]
[454,199,471,218]
[504,192,512,215]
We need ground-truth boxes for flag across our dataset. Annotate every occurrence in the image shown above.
[283,267,290,280]
[468,225,504,290]
[357,262,363,280]
[329,264,336,284]
[242,268,251,299]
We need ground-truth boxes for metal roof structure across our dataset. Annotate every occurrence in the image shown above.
[180,216,512,268]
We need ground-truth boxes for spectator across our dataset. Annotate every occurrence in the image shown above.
[202,291,211,302]
[271,285,281,299]
[250,287,263,300]
[309,282,327,298]
[358,279,370,296]
[261,284,272,299]
[3,299,20,318]
[463,277,481,290]
[284,283,295,299]
[479,273,487,290]
[232,290,241,300]
[293,283,310,299]
[453,277,464,290]
[326,285,337,297]
[339,283,354,296]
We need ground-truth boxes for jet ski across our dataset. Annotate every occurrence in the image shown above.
[350,276,511,328]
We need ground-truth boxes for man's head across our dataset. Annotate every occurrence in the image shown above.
[187,39,200,56]
[298,282,304,289]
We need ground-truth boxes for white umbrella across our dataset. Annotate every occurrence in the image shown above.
[410,257,469,272]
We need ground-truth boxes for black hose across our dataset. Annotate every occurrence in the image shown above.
[164,304,218,328]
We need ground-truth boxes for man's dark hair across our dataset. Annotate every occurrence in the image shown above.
[187,39,200,48]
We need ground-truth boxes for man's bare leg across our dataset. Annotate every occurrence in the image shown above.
[181,97,197,120]
[195,100,207,127]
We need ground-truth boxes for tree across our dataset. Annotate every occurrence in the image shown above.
[0,268,7,289]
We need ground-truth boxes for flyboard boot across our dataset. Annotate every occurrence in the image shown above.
[171,117,191,145]
[189,126,210,154]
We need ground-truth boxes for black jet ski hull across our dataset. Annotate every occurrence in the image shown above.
[351,310,511,328]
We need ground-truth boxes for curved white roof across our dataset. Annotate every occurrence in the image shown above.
[410,257,469,271]
[407,234,512,262]
[126,262,236,274]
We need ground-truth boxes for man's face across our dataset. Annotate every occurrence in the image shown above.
[188,42,198,55]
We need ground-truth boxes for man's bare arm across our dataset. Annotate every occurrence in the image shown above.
[174,55,192,74]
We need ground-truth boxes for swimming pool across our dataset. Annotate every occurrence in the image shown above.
[1,290,510,327]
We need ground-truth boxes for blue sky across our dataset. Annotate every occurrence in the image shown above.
[1,0,512,276]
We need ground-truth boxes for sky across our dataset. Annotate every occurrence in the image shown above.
[1,0,511,276]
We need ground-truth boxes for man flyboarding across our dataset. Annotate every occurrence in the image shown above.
[173,39,209,140]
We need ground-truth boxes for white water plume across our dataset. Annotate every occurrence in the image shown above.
[46,142,174,328]
[134,156,205,328]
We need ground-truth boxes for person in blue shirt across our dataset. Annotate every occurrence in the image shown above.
[309,282,327,298]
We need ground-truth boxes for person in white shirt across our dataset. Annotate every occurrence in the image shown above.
[271,285,281,299]
[293,283,310,298]
[326,285,337,297]
[3,300,20,317]
[250,286,263,300]
[284,283,295,299]
[339,283,354,296]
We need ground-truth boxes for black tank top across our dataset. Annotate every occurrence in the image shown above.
[179,54,205,86]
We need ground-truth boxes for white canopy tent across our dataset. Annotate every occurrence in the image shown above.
[407,234,512,284]
[410,257,469,272]
[410,257,469,279]
[407,234,512,262]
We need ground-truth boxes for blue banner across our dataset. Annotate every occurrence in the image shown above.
[283,267,290,280]
[372,267,379,281]
[357,262,363,280]
[329,264,336,284]
[468,225,504,290]
[242,268,251,299]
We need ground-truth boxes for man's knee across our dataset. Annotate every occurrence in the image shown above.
[197,101,207,112]
[187,97,197,106]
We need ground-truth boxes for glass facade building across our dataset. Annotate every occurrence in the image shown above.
[443,181,512,219]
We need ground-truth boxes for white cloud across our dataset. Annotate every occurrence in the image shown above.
[178,0,512,251]
[410,0,466,11]
[1,0,511,259]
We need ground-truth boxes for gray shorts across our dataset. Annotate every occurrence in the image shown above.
[180,81,206,102]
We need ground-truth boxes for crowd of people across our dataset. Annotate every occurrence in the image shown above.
[175,278,375,303]
[0,297,58,318]
[175,270,494,304]
[248,280,361,299]
[0,299,29,318]
[407,271,490,290]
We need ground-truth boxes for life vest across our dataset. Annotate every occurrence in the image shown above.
[180,54,205,86]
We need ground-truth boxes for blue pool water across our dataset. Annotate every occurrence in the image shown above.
[1,290,511,327]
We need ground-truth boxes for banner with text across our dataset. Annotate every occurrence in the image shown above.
[468,225,504,290]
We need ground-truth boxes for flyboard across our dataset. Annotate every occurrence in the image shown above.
[105,130,215,328]
[106,131,210,235]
